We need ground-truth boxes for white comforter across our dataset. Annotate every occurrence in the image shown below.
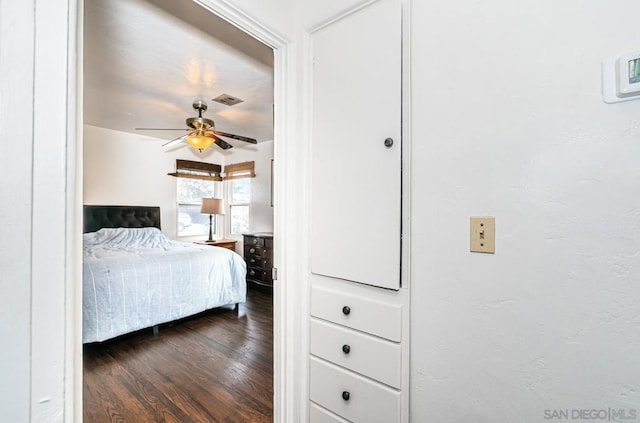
[82,227,246,343]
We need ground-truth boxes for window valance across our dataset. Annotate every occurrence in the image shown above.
[168,159,222,181]
[223,161,255,180]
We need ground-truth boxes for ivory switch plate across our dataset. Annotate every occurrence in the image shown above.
[470,216,495,253]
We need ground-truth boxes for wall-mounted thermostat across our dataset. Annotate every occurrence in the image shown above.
[603,50,640,103]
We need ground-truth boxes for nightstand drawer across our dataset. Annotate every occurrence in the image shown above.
[244,245,272,260]
[244,235,265,248]
[246,256,272,269]
[310,357,401,423]
[310,318,401,389]
[194,240,237,251]
[310,286,402,342]
[247,267,272,283]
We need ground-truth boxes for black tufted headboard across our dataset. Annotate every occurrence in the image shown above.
[83,205,161,233]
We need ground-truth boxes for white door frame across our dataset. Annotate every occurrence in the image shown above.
[66,1,303,421]
[192,3,301,421]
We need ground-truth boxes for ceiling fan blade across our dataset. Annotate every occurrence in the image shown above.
[213,130,257,144]
[213,135,233,150]
[135,128,188,131]
[162,135,187,148]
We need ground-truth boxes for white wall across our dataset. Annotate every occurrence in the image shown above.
[225,140,275,234]
[84,125,274,240]
[84,125,223,238]
[410,1,640,421]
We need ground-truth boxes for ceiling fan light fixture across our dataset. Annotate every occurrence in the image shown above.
[137,100,257,151]
[186,134,214,151]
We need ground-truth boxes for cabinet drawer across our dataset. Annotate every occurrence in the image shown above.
[246,256,272,269]
[310,402,349,423]
[244,236,265,248]
[310,318,401,389]
[310,357,400,423]
[310,286,402,342]
[247,267,272,283]
[244,245,272,260]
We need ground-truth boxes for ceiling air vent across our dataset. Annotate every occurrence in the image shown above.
[212,93,244,106]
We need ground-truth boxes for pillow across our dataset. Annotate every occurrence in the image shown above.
[86,227,172,249]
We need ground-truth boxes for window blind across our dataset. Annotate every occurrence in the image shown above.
[168,159,222,181]
[223,161,255,180]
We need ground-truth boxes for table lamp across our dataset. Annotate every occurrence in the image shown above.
[200,197,225,242]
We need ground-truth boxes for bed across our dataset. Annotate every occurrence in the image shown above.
[82,205,246,343]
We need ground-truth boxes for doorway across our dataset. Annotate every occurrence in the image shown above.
[80,0,287,419]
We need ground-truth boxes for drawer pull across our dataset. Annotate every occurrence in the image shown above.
[342,306,351,315]
[342,391,350,401]
[250,270,256,276]
[342,344,351,354]
[249,248,256,254]
[253,238,258,244]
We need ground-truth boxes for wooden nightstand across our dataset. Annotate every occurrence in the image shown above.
[194,239,237,252]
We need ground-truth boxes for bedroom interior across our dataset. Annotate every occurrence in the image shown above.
[82,0,275,420]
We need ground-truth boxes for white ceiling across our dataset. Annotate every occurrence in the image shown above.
[83,0,274,147]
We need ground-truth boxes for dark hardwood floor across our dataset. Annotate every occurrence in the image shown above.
[83,288,273,423]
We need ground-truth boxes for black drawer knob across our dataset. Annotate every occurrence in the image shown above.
[342,306,351,315]
[342,344,351,354]
[342,391,350,401]
[384,137,394,147]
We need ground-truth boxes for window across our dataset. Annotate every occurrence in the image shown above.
[224,161,254,235]
[229,178,250,235]
[176,178,220,237]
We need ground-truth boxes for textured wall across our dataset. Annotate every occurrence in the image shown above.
[410,1,640,421]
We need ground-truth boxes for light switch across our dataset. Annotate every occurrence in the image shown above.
[470,216,495,253]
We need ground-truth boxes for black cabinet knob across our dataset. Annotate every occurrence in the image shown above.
[342,391,350,401]
[342,344,351,354]
[384,137,394,147]
[342,306,351,315]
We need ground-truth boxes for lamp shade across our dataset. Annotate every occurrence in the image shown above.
[200,198,225,215]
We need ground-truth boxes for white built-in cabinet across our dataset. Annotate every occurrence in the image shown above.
[308,0,409,422]
[310,0,402,291]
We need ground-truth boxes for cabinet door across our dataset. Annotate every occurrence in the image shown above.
[310,0,401,290]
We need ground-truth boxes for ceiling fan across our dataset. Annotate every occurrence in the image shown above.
[135,100,257,151]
